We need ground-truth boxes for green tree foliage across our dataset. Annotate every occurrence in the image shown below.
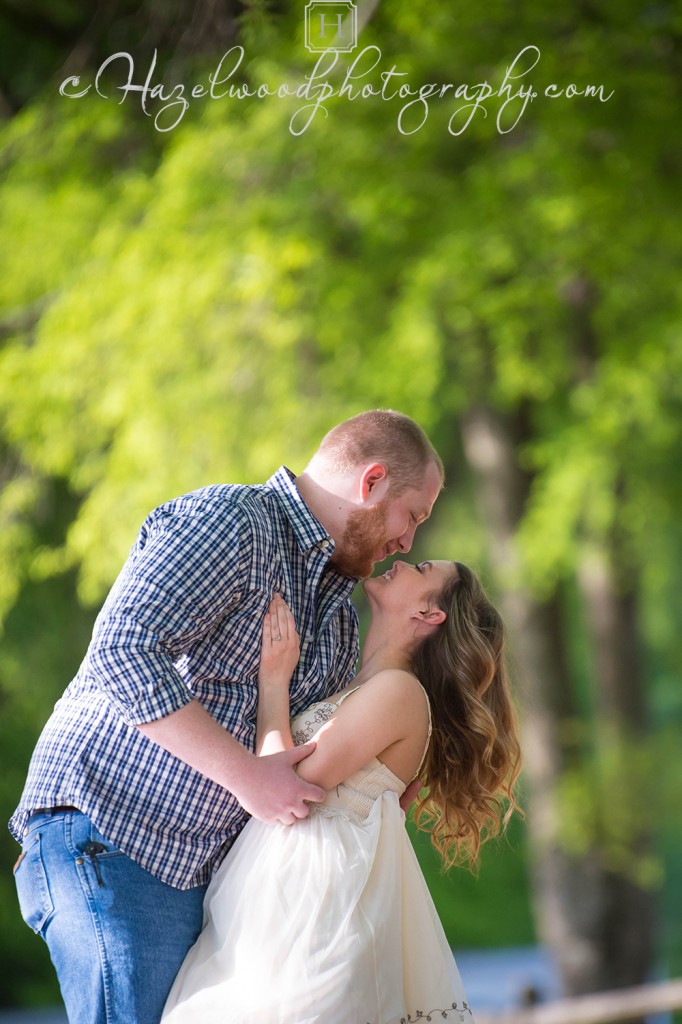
[1,1,679,603]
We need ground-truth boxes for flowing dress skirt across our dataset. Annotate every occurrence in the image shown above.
[162,790,473,1024]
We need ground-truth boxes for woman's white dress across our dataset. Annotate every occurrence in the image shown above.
[162,689,473,1024]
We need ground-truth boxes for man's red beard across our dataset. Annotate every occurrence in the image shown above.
[332,500,389,579]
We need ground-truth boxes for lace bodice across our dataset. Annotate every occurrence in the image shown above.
[290,686,431,821]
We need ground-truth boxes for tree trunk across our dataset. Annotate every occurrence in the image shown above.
[460,404,656,998]
[574,542,656,991]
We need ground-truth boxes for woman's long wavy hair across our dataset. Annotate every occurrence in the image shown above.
[409,563,522,871]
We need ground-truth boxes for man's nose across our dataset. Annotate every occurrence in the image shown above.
[397,526,417,553]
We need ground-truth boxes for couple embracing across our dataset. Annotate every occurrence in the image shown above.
[11,409,521,1024]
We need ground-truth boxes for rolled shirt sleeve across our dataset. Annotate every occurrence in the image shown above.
[85,495,252,725]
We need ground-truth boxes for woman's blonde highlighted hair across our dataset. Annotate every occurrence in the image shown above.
[410,563,523,870]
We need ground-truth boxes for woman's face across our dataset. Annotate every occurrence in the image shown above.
[364,559,457,615]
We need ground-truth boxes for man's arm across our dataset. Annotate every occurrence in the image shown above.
[137,701,324,825]
[86,504,250,726]
[87,496,324,822]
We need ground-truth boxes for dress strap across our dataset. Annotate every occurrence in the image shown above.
[335,685,362,707]
[413,681,433,781]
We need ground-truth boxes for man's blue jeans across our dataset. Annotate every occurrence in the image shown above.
[13,809,208,1023]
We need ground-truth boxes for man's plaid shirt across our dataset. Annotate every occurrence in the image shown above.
[9,468,359,889]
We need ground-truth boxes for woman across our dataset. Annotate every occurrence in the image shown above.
[162,559,522,1024]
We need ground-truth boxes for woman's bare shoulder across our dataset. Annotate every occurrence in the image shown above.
[358,668,427,708]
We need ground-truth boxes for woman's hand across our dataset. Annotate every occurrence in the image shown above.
[256,595,300,756]
[258,594,300,688]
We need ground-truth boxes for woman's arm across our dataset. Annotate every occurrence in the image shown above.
[256,595,300,756]
[255,598,430,792]
[295,668,430,791]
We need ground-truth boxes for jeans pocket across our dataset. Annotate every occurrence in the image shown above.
[13,832,54,935]
[86,820,123,859]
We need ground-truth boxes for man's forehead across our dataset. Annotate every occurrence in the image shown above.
[418,463,444,503]
[402,484,438,516]
[385,462,442,514]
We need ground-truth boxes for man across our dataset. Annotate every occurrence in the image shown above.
[11,409,443,1024]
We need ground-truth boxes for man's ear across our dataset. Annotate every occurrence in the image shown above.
[358,463,388,502]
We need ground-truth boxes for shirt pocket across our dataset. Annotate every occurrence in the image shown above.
[13,831,55,935]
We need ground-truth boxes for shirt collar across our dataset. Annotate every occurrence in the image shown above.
[266,466,335,556]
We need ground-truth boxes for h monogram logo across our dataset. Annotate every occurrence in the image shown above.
[304,2,357,53]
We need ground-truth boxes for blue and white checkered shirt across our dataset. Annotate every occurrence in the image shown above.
[9,468,359,889]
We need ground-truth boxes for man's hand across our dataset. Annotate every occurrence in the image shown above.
[233,742,326,825]
[399,777,423,815]
[137,699,325,825]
